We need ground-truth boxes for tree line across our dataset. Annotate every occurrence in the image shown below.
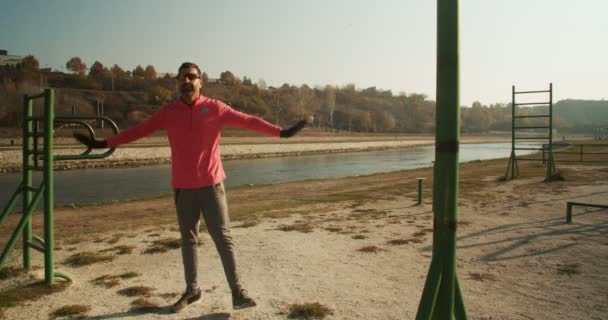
[1,55,606,133]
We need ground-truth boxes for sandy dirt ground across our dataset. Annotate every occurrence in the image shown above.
[1,147,607,319]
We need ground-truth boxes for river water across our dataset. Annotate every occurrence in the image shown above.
[0,143,538,207]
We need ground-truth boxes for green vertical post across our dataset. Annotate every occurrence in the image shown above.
[22,95,33,269]
[510,85,517,179]
[566,202,573,223]
[43,89,55,284]
[416,0,466,318]
[545,83,554,180]
[417,178,425,205]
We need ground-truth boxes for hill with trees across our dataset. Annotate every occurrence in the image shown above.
[1,55,606,134]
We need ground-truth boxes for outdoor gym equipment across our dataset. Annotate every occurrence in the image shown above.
[0,89,118,284]
[505,83,557,181]
[415,0,467,319]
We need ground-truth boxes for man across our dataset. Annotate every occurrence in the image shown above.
[74,62,309,313]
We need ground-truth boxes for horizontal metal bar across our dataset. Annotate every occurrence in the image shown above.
[24,186,41,192]
[25,241,45,253]
[514,158,545,161]
[513,102,550,106]
[556,160,608,163]
[514,147,544,151]
[513,126,550,130]
[514,137,550,140]
[514,90,551,94]
[25,92,45,100]
[568,201,608,209]
[514,115,550,118]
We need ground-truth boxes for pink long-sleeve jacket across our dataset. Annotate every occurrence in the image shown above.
[107,95,282,188]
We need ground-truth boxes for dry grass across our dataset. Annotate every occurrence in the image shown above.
[64,251,114,267]
[387,239,411,246]
[101,245,135,255]
[49,304,91,319]
[557,263,581,276]
[90,272,141,288]
[0,266,26,280]
[287,302,334,319]
[0,281,70,310]
[468,272,498,282]
[117,285,155,297]
[130,297,161,312]
[356,245,385,253]
[277,223,314,233]
[143,238,181,254]
[233,220,260,228]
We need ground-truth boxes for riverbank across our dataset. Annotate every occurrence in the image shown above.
[0,135,509,173]
[1,157,607,319]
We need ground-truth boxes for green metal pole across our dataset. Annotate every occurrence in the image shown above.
[43,89,55,284]
[566,202,573,223]
[546,83,554,180]
[417,177,425,205]
[416,0,466,319]
[510,85,516,179]
[22,95,33,269]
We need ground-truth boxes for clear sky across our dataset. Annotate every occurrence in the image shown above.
[1,0,606,106]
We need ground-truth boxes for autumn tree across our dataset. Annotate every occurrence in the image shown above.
[111,64,128,79]
[89,61,110,80]
[66,57,87,75]
[19,55,40,70]
[144,65,157,80]
[132,65,145,79]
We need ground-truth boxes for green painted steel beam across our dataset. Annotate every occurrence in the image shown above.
[416,0,466,318]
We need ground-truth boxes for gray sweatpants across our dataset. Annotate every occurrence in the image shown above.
[173,182,241,293]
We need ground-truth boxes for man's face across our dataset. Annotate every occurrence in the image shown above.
[178,67,202,99]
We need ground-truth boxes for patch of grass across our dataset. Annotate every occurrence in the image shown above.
[387,239,410,245]
[0,266,26,280]
[0,281,70,309]
[101,245,135,255]
[287,302,334,319]
[143,237,181,254]
[352,235,367,240]
[277,223,314,233]
[64,251,114,267]
[324,227,342,233]
[90,275,120,288]
[130,297,161,312]
[233,220,260,228]
[49,304,91,319]
[557,263,580,276]
[468,272,498,282]
[356,245,385,253]
[107,233,124,245]
[117,286,155,297]
[90,272,141,288]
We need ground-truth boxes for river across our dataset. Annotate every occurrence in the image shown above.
[0,143,538,207]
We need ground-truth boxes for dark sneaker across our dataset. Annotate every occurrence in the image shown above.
[232,289,257,310]
[171,288,202,313]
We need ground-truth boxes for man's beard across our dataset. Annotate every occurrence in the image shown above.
[180,84,194,95]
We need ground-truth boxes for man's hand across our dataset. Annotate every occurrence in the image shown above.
[280,116,313,138]
[73,132,108,148]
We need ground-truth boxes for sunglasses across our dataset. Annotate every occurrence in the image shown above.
[179,73,200,81]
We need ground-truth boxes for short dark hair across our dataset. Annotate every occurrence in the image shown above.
[177,62,201,78]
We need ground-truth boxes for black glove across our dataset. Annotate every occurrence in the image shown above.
[280,119,308,138]
[73,132,108,148]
